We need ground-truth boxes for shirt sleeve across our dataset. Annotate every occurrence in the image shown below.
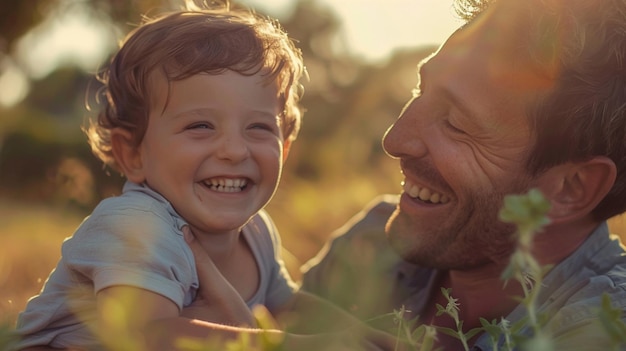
[62,202,196,311]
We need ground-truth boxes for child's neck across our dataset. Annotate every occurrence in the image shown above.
[192,228,242,263]
[192,228,259,301]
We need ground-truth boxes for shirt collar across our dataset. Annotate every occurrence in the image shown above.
[122,181,188,231]
[473,222,619,349]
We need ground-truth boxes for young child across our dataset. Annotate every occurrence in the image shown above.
[13,1,318,349]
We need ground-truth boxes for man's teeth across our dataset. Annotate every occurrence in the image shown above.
[402,180,450,204]
[205,178,247,192]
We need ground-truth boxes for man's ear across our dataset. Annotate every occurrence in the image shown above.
[110,128,146,184]
[537,156,616,224]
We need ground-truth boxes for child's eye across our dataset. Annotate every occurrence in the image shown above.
[249,123,278,133]
[187,122,213,130]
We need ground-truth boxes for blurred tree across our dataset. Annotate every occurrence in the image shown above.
[0,0,440,265]
[0,1,49,52]
[0,0,170,51]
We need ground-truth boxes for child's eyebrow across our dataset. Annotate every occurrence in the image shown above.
[168,107,282,120]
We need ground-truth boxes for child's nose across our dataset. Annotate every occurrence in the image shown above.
[215,131,250,162]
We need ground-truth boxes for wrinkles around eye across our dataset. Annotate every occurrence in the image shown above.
[474,143,528,175]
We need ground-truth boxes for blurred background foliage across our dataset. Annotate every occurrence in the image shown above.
[0,0,439,322]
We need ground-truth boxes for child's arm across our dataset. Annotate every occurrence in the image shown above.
[96,286,266,350]
[275,290,369,333]
[278,291,410,351]
[168,230,400,351]
[274,289,405,350]
[98,280,395,351]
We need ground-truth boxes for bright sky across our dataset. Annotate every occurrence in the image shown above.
[240,0,463,62]
[0,0,462,107]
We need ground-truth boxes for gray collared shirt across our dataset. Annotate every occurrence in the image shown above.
[302,195,626,350]
[15,181,296,350]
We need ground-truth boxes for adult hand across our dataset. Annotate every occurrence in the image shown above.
[181,226,256,327]
[345,323,412,351]
[281,327,406,351]
[18,348,79,351]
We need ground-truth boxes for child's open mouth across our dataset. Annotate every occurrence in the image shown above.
[203,177,249,193]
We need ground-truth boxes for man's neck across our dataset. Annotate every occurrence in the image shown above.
[421,219,600,349]
[531,218,599,266]
[450,266,523,322]
[432,264,523,326]
[429,220,600,325]
[421,265,524,350]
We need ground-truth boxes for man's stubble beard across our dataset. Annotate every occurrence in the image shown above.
[385,194,520,271]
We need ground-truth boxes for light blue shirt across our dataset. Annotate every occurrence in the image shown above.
[14,181,296,350]
[302,195,626,350]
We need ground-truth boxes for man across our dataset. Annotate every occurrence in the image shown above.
[302,0,626,349]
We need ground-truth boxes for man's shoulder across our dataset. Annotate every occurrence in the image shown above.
[558,253,626,319]
[300,195,404,317]
[541,231,626,340]
[328,194,398,244]
[360,194,398,219]
[301,194,400,280]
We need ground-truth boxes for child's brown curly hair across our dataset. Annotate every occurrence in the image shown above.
[86,2,305,173]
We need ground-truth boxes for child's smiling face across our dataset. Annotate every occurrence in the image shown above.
[127,70,288,236]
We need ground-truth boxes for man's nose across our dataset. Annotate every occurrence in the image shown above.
[382,100,428,159]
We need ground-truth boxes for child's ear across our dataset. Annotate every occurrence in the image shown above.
[538,156,616,224]
[110,128,146,184]
[282,139,292,162]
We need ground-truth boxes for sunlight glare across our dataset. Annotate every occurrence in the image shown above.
[328,0,462,61]
[16,5,114,79]
[0,59,29,107]
[241,0,463,62]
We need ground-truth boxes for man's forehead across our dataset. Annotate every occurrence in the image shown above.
[432,1,558,93]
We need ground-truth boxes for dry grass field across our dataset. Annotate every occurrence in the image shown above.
[1,201,85,326]
[0,180,387,327]
[2,196,626,329]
